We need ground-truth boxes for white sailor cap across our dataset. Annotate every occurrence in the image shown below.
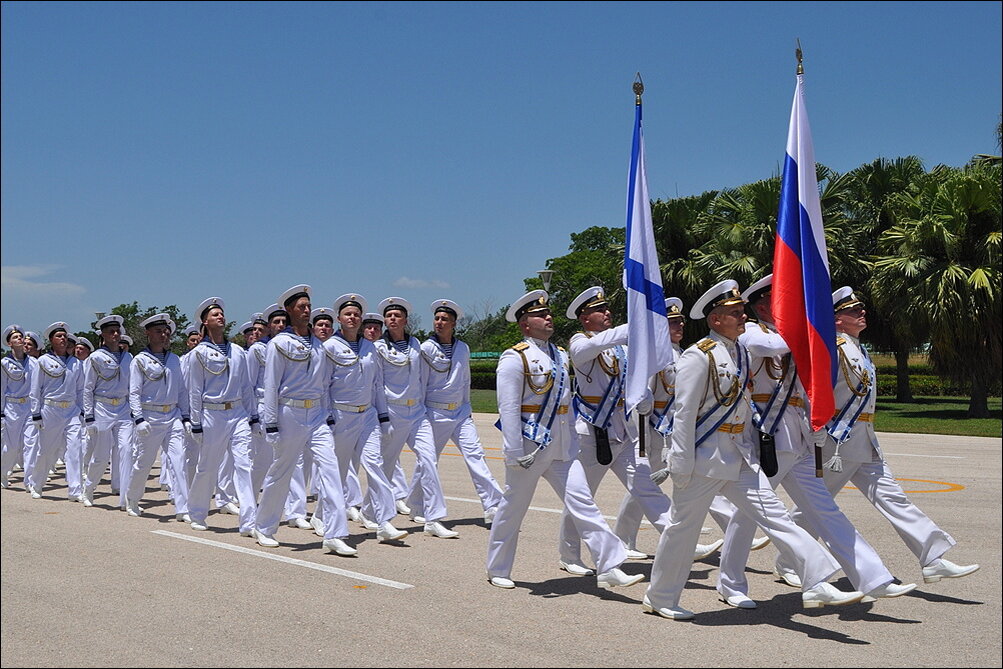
[742,274,773,304]
[66,332,78,345]
[167,319,177,335]
[833,286,865,312]
[120,334,134,346]
[362,312,384,326]
[140,313,172,330]
[665,297,685,321]
[25,331,41,347]
[506,290,550,323]
[690,280,744,319]
[238,321,254,334]
[184,324,201,338]
[3,324,25,343]
[44,321,70,340]
[378,297,412,317]
[78,337,95,352]
[311,307,335,324]
[566,286,608,320]
[251,312,267,325]
[96,314,124,330]
[195,297,225,324]
[263,304,286,321]
[279,284,311,308]
[333,293,368,314]
[431,299,463,321]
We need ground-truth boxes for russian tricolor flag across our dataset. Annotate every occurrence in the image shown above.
[772,72,836,431]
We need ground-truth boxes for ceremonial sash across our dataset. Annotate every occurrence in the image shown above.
[750,355,798,437]
[573,345,627,430]
[649,393,675,436]
[694,342,750,447]
[827,345,875,444]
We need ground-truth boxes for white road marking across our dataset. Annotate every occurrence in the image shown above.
[151,530,414,589]
[883,452,963,459]
[443,495,656,525]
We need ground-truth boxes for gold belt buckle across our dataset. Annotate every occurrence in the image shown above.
[303,399,314,409]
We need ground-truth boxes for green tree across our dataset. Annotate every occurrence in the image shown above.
[102,302,226,356]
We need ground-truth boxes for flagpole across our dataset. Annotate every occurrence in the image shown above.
[633,72,647,457]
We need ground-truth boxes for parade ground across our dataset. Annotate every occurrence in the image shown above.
[2,415,1000,668]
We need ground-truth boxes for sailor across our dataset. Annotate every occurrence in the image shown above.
[24,331,42,359]
[2,325,39,488]
[119,334,134,354]
[246,311,274,495]
[74,336,94,360]
[486,290,644,591]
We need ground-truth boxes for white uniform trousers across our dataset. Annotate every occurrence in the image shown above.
[344,459,363,507]
[408,413,503,514]
[382,411,447,522]
[127,417,189,514]
[613,422,669,548]
[487,447,628,579]
[249,431,272,495]
[1,404,32,479]
[320,409,395,525]
[391,460,408,501]
[561,426,669,565]
[26,406,83,497]
[283,449,314,521]
[645,463,839,609]
[215,447,238,508]
[84,411,134,505]
[717,449,893,598]
[256,406,347,540]
[187,408,256,532]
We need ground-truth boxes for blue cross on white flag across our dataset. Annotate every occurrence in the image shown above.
[623,88,672,412]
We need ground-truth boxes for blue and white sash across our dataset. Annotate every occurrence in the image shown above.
[573,345,627,430]
[694,343,750,447]
[751,356,798,436]
[650,394,675,435]
[520,343,568,449]
[827,345,874,444]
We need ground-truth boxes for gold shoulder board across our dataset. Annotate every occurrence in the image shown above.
[836,335,847,346]
[758,322,770,333]
[512,342,530,351]
[697,338,716,353]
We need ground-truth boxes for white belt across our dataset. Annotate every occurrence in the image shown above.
[427,400,459,411]
[44,398,74,409]
[333,402,369,413]
[388,397,419,407]
[279,397,321,409]
[204,401,238,411]
[95,395,126,407]
[142,402,177,413]
[5,396,28,404]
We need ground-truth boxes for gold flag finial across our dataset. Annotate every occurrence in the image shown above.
[633,72,644,106]
[795,38,804,75]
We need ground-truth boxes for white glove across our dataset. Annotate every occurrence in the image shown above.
[670,471,691,491]
[250,420,263,437]
[380,421,393,440]
[32,415,43,432]
[516,453,536,469]
[810,428,829,448]
[635,395,653,416]
[264,429,280,445]
[189,425,204,445]
[86,423,99,439]
[649,467,670,485]
[135,420,152,438]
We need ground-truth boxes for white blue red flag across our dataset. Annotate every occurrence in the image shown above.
[624,95,672,413]
[772,72,837,430]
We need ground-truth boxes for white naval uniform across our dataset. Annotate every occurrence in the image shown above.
[256,329,347,541]
[613,342,682,547]
[561,325,669,565]
[645,331,840,611]
[187,339,257,532]
[2,353,38,481]
[407,336,502,515]
[26,353,85,497]
[715,322,894,598]
[125,350,191,514]
[82,347,134,505]
[322,333,397,526]
[374,334,447,522]
[782,333,956,570]
[247,340,274,492]
[487,337,627,580]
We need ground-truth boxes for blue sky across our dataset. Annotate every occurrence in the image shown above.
[3,1,1000,335]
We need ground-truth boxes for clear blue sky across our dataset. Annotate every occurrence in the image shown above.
[3,1,1000,334]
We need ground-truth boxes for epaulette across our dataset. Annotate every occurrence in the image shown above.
[836,335,847,346]
[512,342,530,351]
[758,322,770,334]
[557,346,566,352]
[697,338,716,353]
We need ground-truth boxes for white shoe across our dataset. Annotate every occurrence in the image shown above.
[347,506,362,523]
[866,582,918,599]
[125,499,143,517]
[160,483,170,492]
[30,488,42,500]
[310,515,325,537]
[377,522,408,542]
[424,521,459,538]
[67,493,82,503]
[288,517,312,530]
[323,537,358,556]
[750,535,771,551]
[642,596,694,620]
[559,561,595,576]
[489,576,515,589]
[802,582,865,608]
[693,539,724,561]
[254,529,280,548]
[774,565,802,588]
[625,548,649,560]
[923,558,980,583]
[190,521,208,531]
[176,513,191,523]
[411,514,427,524]
[483,505,498,526]
[239,528,255,537]
[597,567,644,589]
[220,502,240,515]
[359,513,379,530]
[395,499,411,515]
[720,593,757,609]
[81,489,94,506]
[0,478,8,489]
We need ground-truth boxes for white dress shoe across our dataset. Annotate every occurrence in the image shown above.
[30,489,42,500]
[125,500,143,517]
[160,483,170,492]
[625,548,649,560]
[68,494,82,503]
[81,489,94,506]
[254,529,280,548]
[642,596,694,620]
[483,505,498,526]
[693,539,724,561]
[720,593,757,609]
[923,558,980,583]
[176,513,191,523]
[802,582,865,608]
[220,502,240,516]
[347,506,362,523]
[597,567,644,589]
[377,522,408,542]
[288,517,312,530]
[867,582,917,599]
[239,528,255,537]
[411,514,427,524]
[424,521,459,538]
[310,515,325,537]
[774,565,802,588]
[190,521,209,531]
[559,561,595,576]
[395,499,411,515]
[359,513,379,530]
[0,478,8,489]
[323,537,358,556]
[750,535,771,551]
[489,576,515,589]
